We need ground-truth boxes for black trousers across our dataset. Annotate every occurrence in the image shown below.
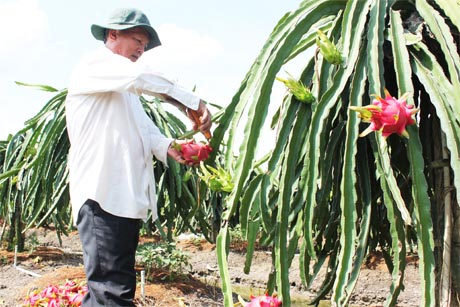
[77,199,141,307]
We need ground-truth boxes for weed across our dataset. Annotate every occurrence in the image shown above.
[136,241,191,281]
[0,255,8,265]
[26,232,40,255]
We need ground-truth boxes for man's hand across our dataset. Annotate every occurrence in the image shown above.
[159,94,212,139]
[167,140,195,166]
[186,100,212,139]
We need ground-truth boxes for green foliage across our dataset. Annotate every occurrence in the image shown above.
[142,98,226,242]
[228,224,244,246]
[136,241,191,281]
[0,85,225,250]
[1,1,459,306]
[25,231,40,255]
[212,0,459,306]
[0,85,70,250]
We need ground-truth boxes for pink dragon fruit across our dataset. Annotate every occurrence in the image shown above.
[349,89,418,138]
[178,140,213,163]
[246,293,282,307]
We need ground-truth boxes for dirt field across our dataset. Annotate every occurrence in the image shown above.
[0,228,421,306]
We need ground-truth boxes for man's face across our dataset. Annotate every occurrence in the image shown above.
[108,28,150,62]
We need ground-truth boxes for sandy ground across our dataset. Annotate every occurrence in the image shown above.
[0,229,421,306]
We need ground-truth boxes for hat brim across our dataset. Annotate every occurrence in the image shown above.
[91,23,161,51]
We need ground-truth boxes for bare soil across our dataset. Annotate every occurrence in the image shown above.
[0,229,421,306]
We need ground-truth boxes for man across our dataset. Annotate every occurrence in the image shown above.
[65,7,212,306]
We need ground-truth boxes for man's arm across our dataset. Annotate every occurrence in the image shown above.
[157,94,212,139]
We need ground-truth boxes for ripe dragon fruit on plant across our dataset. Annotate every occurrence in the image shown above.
[172,139,213,164]
[349,89,419,138]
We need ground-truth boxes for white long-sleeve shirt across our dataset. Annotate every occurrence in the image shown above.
[66,46,200,225]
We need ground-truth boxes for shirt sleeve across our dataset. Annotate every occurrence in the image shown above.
[150,133,173,166]
[132,96,174,166]
[69,48,200,110]
[145,118,174,165]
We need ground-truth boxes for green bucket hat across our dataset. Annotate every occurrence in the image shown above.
[91,8,161,50]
